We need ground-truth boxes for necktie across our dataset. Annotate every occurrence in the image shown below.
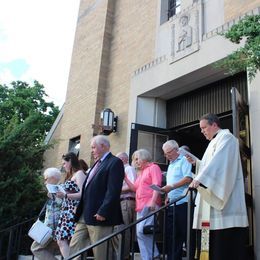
[86,160,101,187]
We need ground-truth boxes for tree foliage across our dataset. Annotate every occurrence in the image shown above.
[216,15,260,81]
[0,81,59,229]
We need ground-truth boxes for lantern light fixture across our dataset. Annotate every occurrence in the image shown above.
[100,108,118,135]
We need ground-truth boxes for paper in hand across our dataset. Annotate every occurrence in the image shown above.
[178,147,198,162]
[150,184,165,194]
[46,184,66,194]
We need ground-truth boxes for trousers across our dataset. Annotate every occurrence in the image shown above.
[136,206,159,260]
[31,239,60,260]
[69,215,113,260]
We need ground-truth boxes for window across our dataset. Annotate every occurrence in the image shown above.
[69,136,80,156]
[137,131,168,165]
[168,0,181,19]
[160,0,181,24]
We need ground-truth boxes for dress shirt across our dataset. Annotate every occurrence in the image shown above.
[167,155,192,205]
[121,164,137,199]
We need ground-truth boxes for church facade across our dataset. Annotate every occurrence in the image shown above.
[44,0,260,258]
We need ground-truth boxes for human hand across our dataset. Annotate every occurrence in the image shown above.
[185,155,196,165]
[161,185,174,193]
[47,192,53,199]
[147,202,156,211]
[189,179,200,189]
[56,191,65,198]
[94,214,106,221]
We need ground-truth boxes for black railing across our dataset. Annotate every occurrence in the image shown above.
[0,188,196,260]
[67,188,196,260]
[0,217,36,260]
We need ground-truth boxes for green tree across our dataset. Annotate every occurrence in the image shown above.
[0,81,59,229]
[216,14,260,81]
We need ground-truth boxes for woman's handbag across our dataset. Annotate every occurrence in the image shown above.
[142,207,160,234]
[28,199,54,246]
[143,221,160,234]
[28,219,52,245]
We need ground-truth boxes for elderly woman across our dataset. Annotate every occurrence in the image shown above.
[31,168,63,260]
[125,149,162,260]
[55,152,86,258]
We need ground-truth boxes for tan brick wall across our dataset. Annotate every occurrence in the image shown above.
[43,116,66,169]
[104,0,158,155]
[45,0,260,167]
[44,0,111,167]
[43,0,158,167]
[224,0,260,22]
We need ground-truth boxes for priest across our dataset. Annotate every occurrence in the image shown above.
[188,113,248,260]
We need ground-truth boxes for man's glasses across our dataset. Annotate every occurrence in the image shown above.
[164,148,178,156]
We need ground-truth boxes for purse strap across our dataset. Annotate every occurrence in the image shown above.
[51,194,57,233]
[38,200,49,219]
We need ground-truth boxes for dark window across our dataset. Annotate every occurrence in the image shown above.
[69,136,80,156]
[168,0,181,19]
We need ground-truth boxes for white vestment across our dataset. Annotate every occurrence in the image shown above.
[193,129,248,230]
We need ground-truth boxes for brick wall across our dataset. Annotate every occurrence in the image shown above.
[44,0,158,167]
[224,0,260,22]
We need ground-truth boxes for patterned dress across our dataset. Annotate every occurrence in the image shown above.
[55,180,80,240]
[44,196,62,232]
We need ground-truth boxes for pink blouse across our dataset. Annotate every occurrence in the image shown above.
[134,163,162,212]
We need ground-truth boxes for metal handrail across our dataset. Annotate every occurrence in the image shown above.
[0,188,195,260]
[67,188,194,260]
[0,217,37,260]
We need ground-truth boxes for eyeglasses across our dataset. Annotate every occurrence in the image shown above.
[164,148,178,156]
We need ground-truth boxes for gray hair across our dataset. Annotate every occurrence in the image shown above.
[116,152,129,163]
[135,149,152,162]
[43,167,61,181]
[91,135,110,148]
[162,140,179,150]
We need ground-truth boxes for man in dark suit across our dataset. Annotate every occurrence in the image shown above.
[69,135,125,260]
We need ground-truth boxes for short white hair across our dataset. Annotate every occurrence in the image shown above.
[43,167,61,181]
[91,135,110,148]
[116,152,129,162]
[162,140,179,150]
[135,149,152,162]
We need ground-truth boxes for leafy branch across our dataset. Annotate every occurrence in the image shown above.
[216,15,260,81]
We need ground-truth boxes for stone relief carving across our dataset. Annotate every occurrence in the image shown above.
[170,2,201,63]
[177,15,192,51]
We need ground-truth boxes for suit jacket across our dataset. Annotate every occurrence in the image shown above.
[75,152,125,226]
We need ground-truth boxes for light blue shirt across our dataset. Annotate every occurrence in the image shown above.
[167,155,192,205]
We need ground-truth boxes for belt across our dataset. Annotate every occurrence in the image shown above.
[120,197,135,201]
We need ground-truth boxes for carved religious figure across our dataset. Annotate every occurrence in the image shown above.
[177,15,192,51]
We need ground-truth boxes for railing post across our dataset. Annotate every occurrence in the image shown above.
[186,188,192,260]
[7,228,14,260]
[162,208,167,260]
[152,213,157,258]
[172,202,176,260]
[129,225,134,260]
[119,230,126,260]
[186,188,196,260]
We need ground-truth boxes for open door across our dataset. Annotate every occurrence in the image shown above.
[129,123,177,172]
[231,87,254,258]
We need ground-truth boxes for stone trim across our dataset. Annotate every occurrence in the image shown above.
[202,6,260,41]
[133,55,167,76]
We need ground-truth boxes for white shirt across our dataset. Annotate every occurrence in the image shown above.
[121,164,137,199]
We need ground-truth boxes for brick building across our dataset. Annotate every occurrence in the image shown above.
[44,0,260,258]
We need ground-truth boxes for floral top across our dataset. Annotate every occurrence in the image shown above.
[44,196,62,231]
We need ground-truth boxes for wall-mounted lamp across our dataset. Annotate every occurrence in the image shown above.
[100,108,118,135]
